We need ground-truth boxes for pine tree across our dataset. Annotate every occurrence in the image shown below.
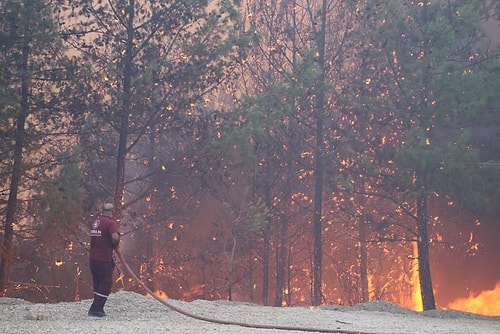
[354,0,499,310]
[0,0,77,296]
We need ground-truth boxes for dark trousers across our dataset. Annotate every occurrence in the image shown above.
[89,260,115,311]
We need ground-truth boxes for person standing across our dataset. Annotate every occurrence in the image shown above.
[88,203,120,317]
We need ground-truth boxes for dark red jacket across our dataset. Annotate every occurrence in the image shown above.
[89,214,119,262]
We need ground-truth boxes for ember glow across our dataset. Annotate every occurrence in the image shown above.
[147,290,168,299]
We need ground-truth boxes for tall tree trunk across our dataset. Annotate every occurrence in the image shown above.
[312,117,324,306]
[311,0,327,307]
[262,181,271,306]
[416,194,436,310]
[0,31,30,296]
[274,216,288,306]
[286,245,293,305]
[113,0,135,218]
[414,1,436,312]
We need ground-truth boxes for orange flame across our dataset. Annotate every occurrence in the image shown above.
[409,242,422,311]
[446,283,500,316]
[398,242,422,311]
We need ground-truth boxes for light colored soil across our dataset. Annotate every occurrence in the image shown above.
[1,291,499,333]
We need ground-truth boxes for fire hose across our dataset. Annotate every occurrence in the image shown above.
[115,248,381,334]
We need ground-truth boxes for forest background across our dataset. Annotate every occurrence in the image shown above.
[1,0,499,315]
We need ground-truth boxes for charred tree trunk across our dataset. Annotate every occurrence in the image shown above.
[416,194,436,310]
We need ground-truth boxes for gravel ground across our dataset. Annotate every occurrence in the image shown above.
[1,291,499,334]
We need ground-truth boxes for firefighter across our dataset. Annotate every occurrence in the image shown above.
[88,203,120,317]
